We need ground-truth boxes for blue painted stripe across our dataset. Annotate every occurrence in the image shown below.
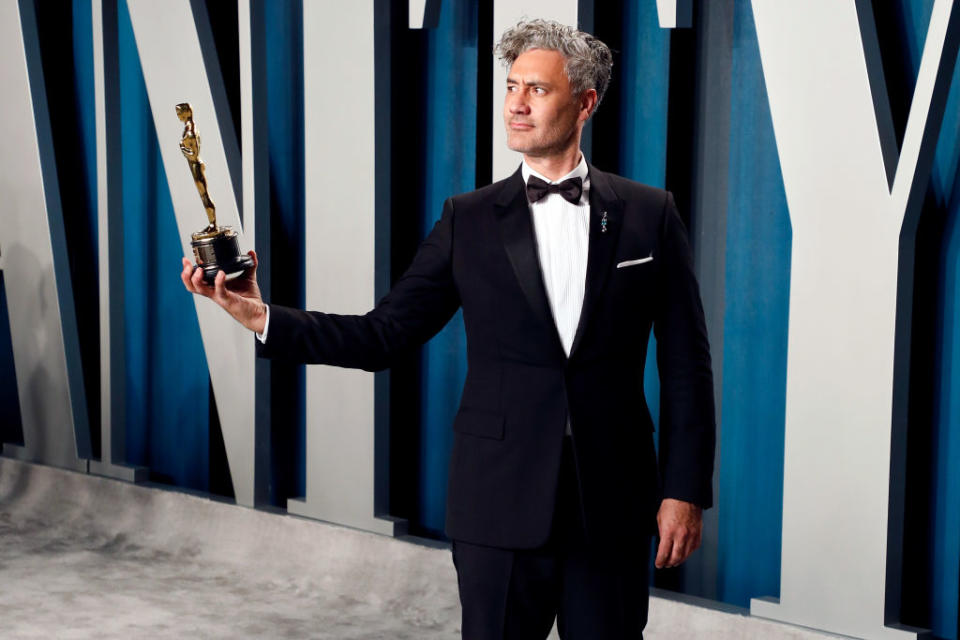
[263,0,306,500]
[929,16,960,640]
[895,0,960,635]
[118,0,210,490]
[716,0,790,608]
[618,0,671,432]
[73,0,98,272]
[933,187,960,640]
[619,0,669,189]
[417,0,476,537]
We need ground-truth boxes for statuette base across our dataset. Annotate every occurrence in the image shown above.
[190,227,254,284]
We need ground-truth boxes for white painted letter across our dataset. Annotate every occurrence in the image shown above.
[0,0,92,473]
[749,1,959,638]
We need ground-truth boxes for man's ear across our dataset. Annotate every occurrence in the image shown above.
[580,88,599,121]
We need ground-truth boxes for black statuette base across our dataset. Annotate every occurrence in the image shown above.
[191,231,253,284]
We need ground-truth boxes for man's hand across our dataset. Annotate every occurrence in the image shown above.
[180,250,267,334]
[655,498,702,569]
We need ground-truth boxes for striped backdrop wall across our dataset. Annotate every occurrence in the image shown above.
[1,0,958,637]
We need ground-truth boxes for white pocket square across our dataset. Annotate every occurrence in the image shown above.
[616,256,653,269]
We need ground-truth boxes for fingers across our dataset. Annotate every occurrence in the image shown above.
[655,499,703,569]
[654,534,673,569]
[212,269,230,305]
[181,258,196,292]
[656,526,701,569]
[669,533,694,567]
[183,258,219,299]
[183,251,257,297]
[242,250,258,282]
[189,261,213,296]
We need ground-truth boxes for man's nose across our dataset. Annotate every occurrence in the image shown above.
[508,92,530,114]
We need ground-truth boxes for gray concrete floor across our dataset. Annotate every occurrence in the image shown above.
[0,458,461,639]
[0,457,839,639]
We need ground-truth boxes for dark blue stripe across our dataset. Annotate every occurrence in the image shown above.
[118,0,209,490]
[889,1,960,635]
[932,185,960,639]
[73,0,98,274]
[263,0,306,501]
[921,2,960,634]
[716,0,789,608]
[618,0,671,434]
[416,0,477,537]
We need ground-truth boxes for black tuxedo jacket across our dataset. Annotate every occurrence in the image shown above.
[257,165,716,550]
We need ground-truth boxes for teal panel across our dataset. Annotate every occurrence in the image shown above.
[118,0,210,490]
[716,0,790,608]
[618,0,671,433]
[417,0,477,537]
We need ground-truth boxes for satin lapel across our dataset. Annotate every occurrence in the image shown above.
[569,166,624,359]
[494,168,560,338]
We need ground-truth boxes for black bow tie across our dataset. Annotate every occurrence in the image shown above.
[526,175,583,205]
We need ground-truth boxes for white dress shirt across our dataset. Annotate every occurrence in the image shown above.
[522,154,590,357]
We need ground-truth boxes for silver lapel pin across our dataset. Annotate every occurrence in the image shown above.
[600,211,608,233]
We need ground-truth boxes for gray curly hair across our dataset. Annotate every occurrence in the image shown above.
[494,18,613,113]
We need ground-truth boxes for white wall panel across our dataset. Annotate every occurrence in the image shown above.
[0,0,91,472]
[298,0,399,535]
[748,1,959,638]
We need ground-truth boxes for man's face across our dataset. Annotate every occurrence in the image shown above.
[504,48,584,157]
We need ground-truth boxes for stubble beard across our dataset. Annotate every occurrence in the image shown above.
[506,115,580,159]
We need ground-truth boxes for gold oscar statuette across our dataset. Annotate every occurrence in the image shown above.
[176,102,253,283]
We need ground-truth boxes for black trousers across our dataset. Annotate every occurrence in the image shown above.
[451,436,652,640]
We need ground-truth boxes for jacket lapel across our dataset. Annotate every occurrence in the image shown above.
[494,168,562,343]
[569,165,623,359]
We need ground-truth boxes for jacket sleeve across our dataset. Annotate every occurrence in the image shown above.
[256,198,461,372]
[652,191,717,509]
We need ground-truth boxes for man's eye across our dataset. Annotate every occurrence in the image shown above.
[533,87,546,95]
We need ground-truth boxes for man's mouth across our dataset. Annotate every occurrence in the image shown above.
[510,121,534,130]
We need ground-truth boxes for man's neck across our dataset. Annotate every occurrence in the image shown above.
[523,145,583,182]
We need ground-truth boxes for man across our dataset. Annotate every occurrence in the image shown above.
[181,18,715,640]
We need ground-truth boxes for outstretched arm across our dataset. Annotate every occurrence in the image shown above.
[181,198,461,372]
